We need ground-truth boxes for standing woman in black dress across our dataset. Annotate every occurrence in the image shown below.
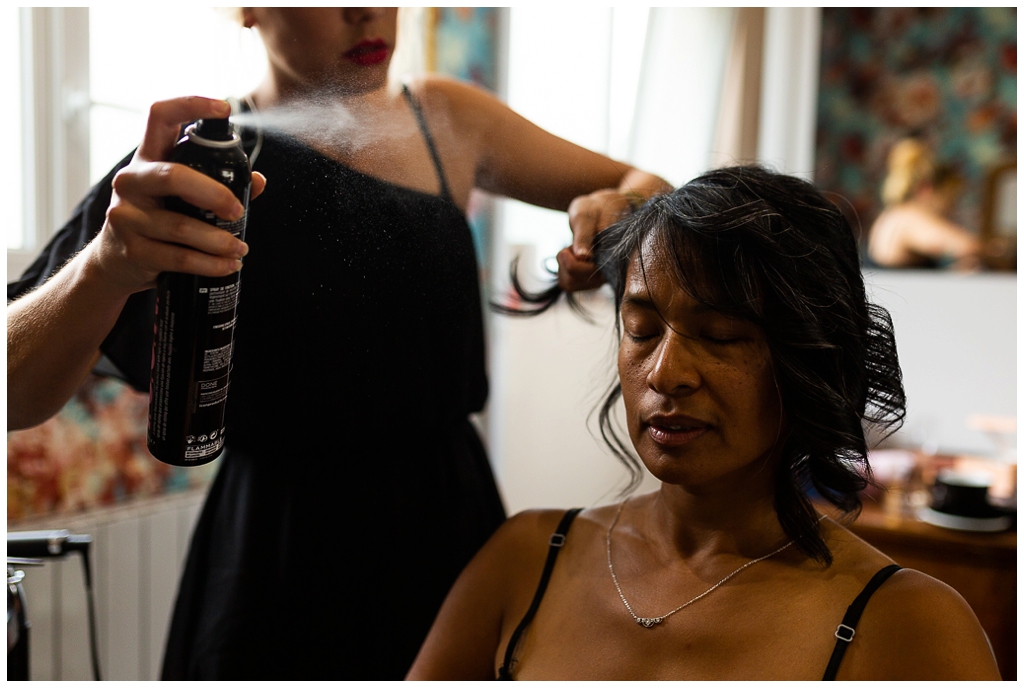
[6,7,670,679]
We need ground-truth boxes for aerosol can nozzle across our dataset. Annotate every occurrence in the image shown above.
[195,117,232,141]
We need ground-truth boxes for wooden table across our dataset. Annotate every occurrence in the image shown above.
[828,499,1016,680]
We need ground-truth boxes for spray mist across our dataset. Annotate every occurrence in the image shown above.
[147,118,251,466]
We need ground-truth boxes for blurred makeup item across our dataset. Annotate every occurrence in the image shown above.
[918,469,1012,532]
[967,413,1016,462]
[952,455,1016,502]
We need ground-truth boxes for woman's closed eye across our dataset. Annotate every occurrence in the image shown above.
[699,316,759,345]
[624,328,658,343]
[700,331,747,345]
[621,310,660,343]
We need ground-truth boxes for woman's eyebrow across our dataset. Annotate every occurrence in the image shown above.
[621,294,658,311]
[623,293,718,316]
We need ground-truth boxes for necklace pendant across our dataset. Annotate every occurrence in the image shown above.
[637,617,662,628]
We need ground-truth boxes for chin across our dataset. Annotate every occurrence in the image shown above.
[319,65,389,94]
[640,448,712,486]
[641,447,774,494]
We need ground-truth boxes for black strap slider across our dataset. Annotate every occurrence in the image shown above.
[549,533,566,548]
[822,564,901,680]
[834,624,856,642]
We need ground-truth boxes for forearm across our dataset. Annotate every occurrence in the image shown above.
[7,243,133,430]
[907,220,980,259]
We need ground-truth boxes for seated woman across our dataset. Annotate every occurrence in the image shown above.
[868,138,982,270]
[407,166,1001,680]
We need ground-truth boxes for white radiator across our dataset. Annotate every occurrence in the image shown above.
[9,488,208,680]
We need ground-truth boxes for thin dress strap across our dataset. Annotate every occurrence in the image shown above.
[401,83,454,202]
[497,508,584,680]
[822,564,902,680]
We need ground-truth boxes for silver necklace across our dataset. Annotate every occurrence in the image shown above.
[606,500,796,628]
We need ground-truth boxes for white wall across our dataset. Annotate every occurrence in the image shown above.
[864,270,1016,455]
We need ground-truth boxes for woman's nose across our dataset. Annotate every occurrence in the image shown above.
[646,333,701,396]
[342,7,386,24]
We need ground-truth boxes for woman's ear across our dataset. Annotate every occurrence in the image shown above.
[241,8,256,29]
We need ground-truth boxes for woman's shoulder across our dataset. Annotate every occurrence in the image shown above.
[403,73,507,133]
[460,508,590,605]
[480,505,610,567]
[405,72,494,103]
[821,520,1000,679]
[841,568,1000,679]
[874,200,950,229]
[489,507,586,550]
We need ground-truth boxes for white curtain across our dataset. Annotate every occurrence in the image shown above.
[497,6,736,272]
[627,7,734,187]
[757,7,822,180]
[629,7,822,182]
[494,7,823,276]
[710,7,766,169]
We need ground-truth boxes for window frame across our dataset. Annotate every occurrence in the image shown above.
[8,7,91,282]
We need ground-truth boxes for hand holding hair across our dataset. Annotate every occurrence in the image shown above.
[560,175,670,293]
[557,188,630,292]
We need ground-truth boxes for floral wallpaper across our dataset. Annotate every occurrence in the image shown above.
[433,7,498,90]
[431,7,499,278]
[815,7,1016,244]
[8,376,218,522]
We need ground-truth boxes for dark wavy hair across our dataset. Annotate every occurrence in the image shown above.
[500,166,906,565]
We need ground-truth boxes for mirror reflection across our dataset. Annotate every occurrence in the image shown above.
[814,7,1016,272]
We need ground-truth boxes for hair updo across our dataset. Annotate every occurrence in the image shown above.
[881,137,945,206]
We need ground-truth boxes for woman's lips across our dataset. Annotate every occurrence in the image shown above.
[344,39,390,66]
[646,417,710,447]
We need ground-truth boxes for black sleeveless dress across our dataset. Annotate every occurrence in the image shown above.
[8,98,507,679]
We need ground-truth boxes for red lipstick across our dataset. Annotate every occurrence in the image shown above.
[344,39,390,66]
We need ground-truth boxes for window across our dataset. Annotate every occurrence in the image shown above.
[88,7,266,184]
[7,8,266,280]
[7,8,91,279]
[497,7,651,286]
[494,7,734,289]
[1,7,24,252]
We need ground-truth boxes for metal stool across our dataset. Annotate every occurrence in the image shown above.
[7,531,101,680]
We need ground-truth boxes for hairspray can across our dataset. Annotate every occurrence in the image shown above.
[147,117,251,466]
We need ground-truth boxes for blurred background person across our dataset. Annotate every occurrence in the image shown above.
[868,137,997,270]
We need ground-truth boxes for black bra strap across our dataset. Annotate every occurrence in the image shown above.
[497,508,583,680]
[401,83,454,202]
[822,564,902,680]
